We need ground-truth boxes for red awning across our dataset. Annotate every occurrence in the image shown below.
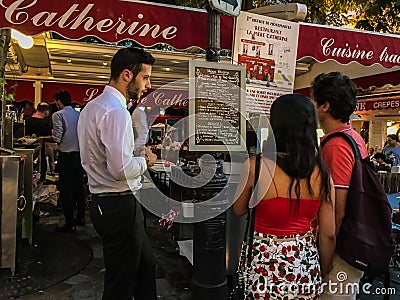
[352,70,400,89]
[297,23,400,69]
[295,70,400,96]
[0,0,233,50]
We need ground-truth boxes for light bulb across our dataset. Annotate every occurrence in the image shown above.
[11,29,34,49]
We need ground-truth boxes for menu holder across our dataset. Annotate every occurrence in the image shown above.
[188,61,246,152]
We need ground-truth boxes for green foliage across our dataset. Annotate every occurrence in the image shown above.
[253,0,361,26]
[176,0,207,8]
[143,0,400,33]
[141,0,207,8]
[355,0,400,33]
[251,0,400,33]
[0,78,15,104]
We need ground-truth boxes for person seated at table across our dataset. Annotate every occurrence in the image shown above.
[25,102,52,181]
[373,152,391,172]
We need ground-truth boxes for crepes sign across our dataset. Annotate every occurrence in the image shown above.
[356,95,400,111]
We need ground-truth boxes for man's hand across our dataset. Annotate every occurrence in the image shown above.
[37,136,54,144]
[144,146,157,168]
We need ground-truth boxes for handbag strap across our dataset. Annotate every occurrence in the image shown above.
[245,153,261,267]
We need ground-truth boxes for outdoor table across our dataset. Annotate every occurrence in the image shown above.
[148,161,174,195]
[378,172,400,194]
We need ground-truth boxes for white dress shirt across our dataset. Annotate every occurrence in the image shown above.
[131,107,149,152]
[77,85,147,194]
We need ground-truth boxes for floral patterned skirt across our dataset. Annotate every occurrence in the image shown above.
[243,231,322,300]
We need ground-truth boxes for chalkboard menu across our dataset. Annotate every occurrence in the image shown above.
[189,61,246,151]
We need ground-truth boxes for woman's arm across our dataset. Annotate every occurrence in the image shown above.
[317,179,336,278]
[233,157,254,216]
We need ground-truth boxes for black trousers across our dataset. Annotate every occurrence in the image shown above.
[40,148,47,182]
[90,193,157,300]
[58,151,85,227]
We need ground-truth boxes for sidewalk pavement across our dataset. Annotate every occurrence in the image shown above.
[14,207,191,300]
[4,203,400,300]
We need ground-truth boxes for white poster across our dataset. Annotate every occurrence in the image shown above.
[233,12,300,113]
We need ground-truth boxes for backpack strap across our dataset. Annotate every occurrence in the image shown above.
[320,131,361,160]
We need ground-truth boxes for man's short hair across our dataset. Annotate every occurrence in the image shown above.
[54,90,72,106]
[36,102,49,113]
[110,47,155,81]
[373,152,386,161]
[387,134,398,142]
[311,72,358,123]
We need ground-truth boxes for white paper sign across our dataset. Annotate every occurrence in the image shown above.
[233,12,300,113]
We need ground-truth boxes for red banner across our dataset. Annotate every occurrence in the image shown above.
[42,82,103,104]
[356,95,400,111]
[297,23,400,68]
[0,0,233,50]
[133,88,188,109]
[6,80,35,102]
[41,82,188,108]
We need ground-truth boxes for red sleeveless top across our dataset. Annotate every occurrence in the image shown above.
[254,197,320,236]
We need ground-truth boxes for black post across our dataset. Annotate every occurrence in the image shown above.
[191,9,227,296]
[206,5,221,63]
[191,212,227,299]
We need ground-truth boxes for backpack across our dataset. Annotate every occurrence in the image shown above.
[321,131,394,275]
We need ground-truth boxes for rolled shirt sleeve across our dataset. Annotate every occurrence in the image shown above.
[100,108,147,181]
[52,113,64,143]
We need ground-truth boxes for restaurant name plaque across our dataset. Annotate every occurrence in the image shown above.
[189,61,246,151]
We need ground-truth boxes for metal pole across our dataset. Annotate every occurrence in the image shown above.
[191,6,227,299]
[0,29,11,148]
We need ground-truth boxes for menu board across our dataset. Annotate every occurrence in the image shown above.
[189,61,246,151]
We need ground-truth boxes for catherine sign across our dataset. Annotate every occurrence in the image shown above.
[233,12,299,113]
[0,0,233,50]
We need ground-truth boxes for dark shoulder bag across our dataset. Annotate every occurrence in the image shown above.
[321,132,394,275]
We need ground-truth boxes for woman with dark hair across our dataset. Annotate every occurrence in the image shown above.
[234,94,336,300]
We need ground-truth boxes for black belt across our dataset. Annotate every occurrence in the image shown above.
[92,190,133,198]
[60,151,80,155]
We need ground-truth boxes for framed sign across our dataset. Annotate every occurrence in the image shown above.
[233,12,299,113]
[189,61,246,151]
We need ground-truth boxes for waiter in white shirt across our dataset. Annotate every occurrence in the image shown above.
[77,47,156,300]
[128,102,149,156]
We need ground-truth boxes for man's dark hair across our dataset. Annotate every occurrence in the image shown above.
[110,47,155,81]
[54,90,72,106]
[36,102,49,113]
[373,152,386,161]
[387,134,398,142]
[310,71,358,123]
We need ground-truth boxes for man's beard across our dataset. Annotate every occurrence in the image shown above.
[127,79,139,101]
